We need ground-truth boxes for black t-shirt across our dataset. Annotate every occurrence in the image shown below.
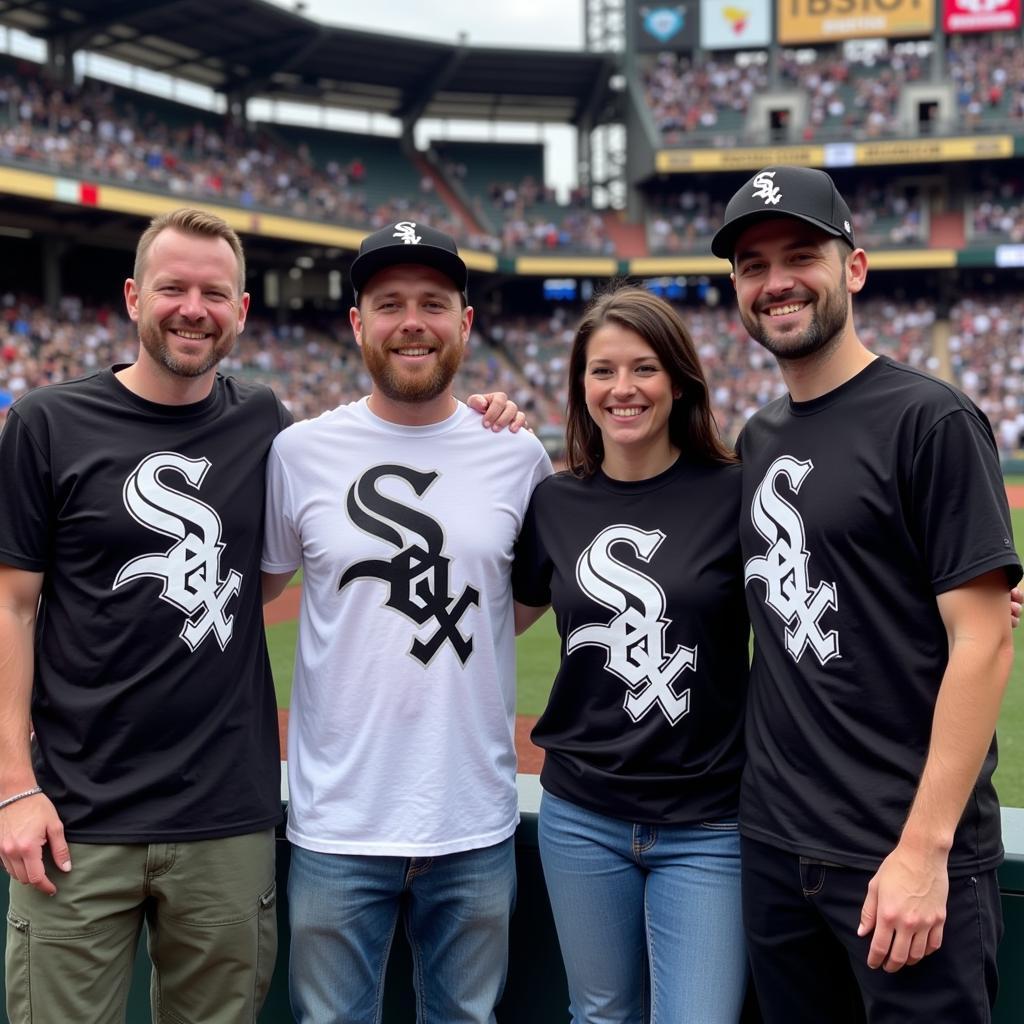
[738,356,1022,874]
[0,367,292,842]
[513,458,748,825]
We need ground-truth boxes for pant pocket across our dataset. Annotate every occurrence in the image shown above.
[6,911,31,1024]
[254,881,278,1016]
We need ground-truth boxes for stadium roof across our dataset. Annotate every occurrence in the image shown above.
[0,0,619,125]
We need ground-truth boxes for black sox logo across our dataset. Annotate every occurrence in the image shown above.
[568,525,695,726]
[338,465,479,666]
[113,452,242,652]
[744,455,839,665]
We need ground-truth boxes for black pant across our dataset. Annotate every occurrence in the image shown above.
[741,835,1002,1024]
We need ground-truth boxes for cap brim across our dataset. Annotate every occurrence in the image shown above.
[711,211,844,260]
[351,244,468,297]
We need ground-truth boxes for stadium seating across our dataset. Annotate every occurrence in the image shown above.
[642,33,1024,146]
[0,294,539,428]
[9,292,1020,453]
[0,58,609,256]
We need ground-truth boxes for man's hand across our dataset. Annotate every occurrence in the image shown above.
[0,793,71,895]
[1011,585,1022,629]
[857,840,948,972]
[466,392,528,432]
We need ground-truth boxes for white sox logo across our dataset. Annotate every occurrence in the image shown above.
[744,456,839,665]
[393,221,421,245]
[339,464,478,666]
[113,452,242,652]
[751,170,781,206]
[568,525,695,725]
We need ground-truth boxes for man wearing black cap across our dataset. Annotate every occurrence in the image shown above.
[712,167,1021,1023]
[261,221,552,1023]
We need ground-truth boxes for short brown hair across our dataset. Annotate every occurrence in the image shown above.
[133,208,246,293]
[565,285,736,477]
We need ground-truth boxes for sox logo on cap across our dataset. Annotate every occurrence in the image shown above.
[751,171,782,207]
[393,221,421,245]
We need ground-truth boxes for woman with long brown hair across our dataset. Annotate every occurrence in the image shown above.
[513,285,749,1023]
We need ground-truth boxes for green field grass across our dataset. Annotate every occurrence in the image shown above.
[994,508,1024,807]
[268,505,1024,805]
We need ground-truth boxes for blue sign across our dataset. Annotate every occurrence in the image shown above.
[635,3,699,50]
[644,6,685,41]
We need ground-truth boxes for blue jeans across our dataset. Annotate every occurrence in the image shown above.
[538,791,746,1024]
[287,838,516,1024]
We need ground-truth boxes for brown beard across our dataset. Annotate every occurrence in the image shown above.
[138,318,236,379]
[361,340,463,403]
[741,277,849,363]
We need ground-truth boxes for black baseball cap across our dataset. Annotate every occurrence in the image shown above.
[711,166,856,260]
[350,221,469,302]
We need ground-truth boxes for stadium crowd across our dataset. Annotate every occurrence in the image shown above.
[647,185,925,253]
[0,61,609,255]
[948,31,1024,127]
[0,295,531,426]
[778,47,928,138]
[971,177,1024,242]
[949,295,1024,454]
[641,52,767,142]
[4,291,1024,454]
[642,32,1024,145]
[499,206,613,255]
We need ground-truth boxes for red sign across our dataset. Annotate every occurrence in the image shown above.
[944,0,1021,32]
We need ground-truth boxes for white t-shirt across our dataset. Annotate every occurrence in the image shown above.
[263,398,552,856]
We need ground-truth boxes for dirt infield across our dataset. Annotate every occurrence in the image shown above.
[265,585,301,626]
[1007,486,1024,509]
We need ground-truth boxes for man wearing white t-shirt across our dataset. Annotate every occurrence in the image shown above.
[261,222,552,1024]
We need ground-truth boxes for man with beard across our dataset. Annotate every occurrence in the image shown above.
[711,166,1021,1023]
[261,222,552,1024]
[0,208,288,1022]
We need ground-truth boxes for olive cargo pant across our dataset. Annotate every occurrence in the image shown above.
[5,830,276,1023]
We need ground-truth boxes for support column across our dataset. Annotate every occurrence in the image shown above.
[42,236,66,312]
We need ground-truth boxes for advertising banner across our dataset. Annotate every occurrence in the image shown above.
[777,0,934,43]
[633,2,701,50]
[654,135,1013,173]
[701,0,773,47]
[943,0,1021,32]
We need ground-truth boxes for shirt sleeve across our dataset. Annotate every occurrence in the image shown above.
[512,485,553,607]
[275,396,295,431]
[527,446,554,502]
[261,439,302,574]
[0,408,54,571]
[910,408,1022,593]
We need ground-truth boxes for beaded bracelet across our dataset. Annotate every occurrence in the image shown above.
[0,787,43,811]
